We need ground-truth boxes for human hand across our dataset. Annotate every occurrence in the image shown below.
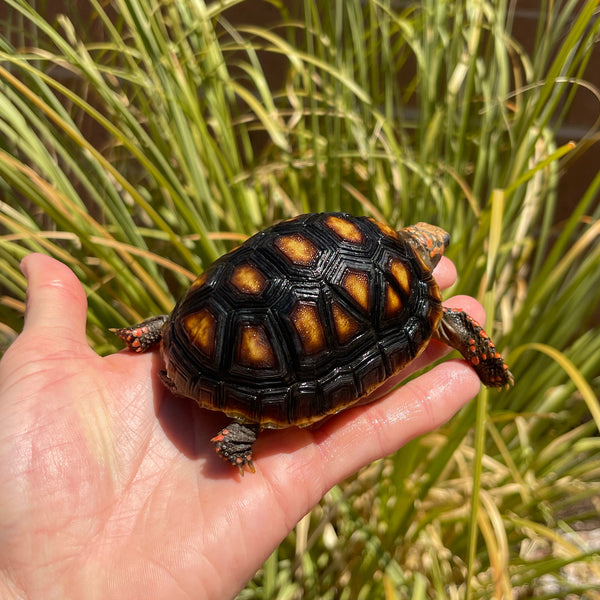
[0,253,482,599]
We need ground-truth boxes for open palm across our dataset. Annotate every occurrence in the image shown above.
[0,254,482,599]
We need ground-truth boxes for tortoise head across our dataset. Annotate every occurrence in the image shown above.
[401,222,450,270]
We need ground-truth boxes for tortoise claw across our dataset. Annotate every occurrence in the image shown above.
[236,460,256,477]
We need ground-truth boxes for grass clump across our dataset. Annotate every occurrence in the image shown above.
[1,0,600,597]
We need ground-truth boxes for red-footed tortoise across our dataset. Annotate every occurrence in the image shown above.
[113,213,513,474]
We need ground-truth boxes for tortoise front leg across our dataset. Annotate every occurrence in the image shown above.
[111,315,169,352]
[434,307,514,389]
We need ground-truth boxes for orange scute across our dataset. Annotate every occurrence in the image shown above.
[342,269,371,312]
[290,302,326,355]
[231,263,267,295]
[274,233,319,266]
[183,308,217,358]
[325,215,364,243]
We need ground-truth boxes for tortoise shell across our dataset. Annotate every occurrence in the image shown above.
[160,212,443,428]
[114,212,512,472]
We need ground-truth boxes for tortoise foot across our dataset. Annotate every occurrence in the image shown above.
[211,423,259,475]
[436,307,514,389]
[111,315,169,352]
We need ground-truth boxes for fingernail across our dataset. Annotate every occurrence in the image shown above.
[20,255,31,278]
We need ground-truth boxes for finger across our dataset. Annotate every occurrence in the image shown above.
[256,358,480,506]
[20,253,89,349]
[367,294,486,400]
[433,256,456,289]
[312,359,480,484]
[445,293,486,324]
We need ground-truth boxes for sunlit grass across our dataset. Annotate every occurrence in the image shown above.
[1,0,599,597]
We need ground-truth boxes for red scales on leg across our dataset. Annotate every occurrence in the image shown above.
[434,307,514,388]
[111,315,168,353]
[211,423,259,476]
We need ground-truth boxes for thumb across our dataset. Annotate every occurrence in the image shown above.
[20,253,89,351]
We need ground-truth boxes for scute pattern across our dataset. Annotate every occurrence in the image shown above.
[341,268,371,312]
[290,301,327,355]
[182,308,217,358]
[160,212,443,428]
[231,263,267,295]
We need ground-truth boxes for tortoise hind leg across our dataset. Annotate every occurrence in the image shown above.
[434,307,514,389]
[211,423,259,475]
[111,315,169,353]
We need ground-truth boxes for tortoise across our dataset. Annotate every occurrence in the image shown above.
[113,212,513,474]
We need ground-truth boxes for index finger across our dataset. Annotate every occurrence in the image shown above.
[255,358,480,501]
[433,256,457,290]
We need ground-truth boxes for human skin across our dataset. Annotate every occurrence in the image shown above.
[0,253,482,599]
